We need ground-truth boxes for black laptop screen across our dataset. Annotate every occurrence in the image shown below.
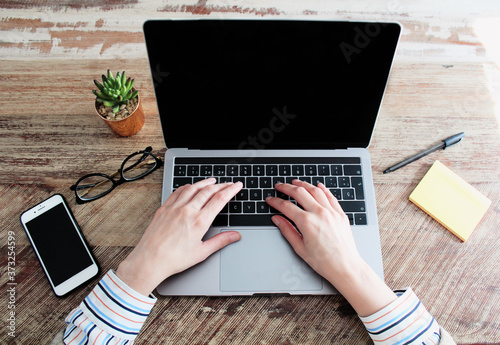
[144,20,400,150]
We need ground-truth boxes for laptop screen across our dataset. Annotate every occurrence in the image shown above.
[144,20,400,150]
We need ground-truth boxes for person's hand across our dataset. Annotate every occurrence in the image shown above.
[116,178,243,296]
[266,179,364,285]
[266,179,397,317]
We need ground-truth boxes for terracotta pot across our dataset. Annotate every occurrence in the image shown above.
[95,93,145,137]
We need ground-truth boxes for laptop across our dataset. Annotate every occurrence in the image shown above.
[143,19,401,296]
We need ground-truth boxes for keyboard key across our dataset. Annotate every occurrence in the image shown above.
[285,177,297,184]
[342,189,355,200]
[229,202,242,213]
[318,165,330,175]
[339,201,366,213]
[243,202,256,213]
[266,165,278,176]
[344,165,362,175]
[246,177,258,188]
[227,165,238,176]
[325,176,337,187]
[229,214,274,226]
[279,165,291,176]
[259,177,272,188]
[249,189,262,200]
[351,177,364,199]
[338,177,350,188]
[305,165,317,175]
[240,165,251,176]
[311,176,324,186]
[200,165,212,176]
[214,165,226,176]
[193,177,205,183]
[253,165,265,176]
[354,213,367,225]
[292,165,304,175]
[263,189,276,198]
[257,202,269,213]
[173,177,192,188]
[277,191,288,199]
[220,177,232,183]
[331,165,342,175]
[329,188,342,199]
[233,177,245,186]
[273,176,285,185]
[236,189,249,200]
[187,165,199,176]
[298,176,311,183]
[174,165,186,176]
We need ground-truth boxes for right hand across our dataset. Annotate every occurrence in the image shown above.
[265,179,364,286]
[266,179,397,317]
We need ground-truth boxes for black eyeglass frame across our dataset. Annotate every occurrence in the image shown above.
[70,146,163,204]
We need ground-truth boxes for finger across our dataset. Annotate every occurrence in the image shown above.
[200,181,243,216]
[317,182,345,214]
[200,231,241,259]
[162,182,193,207]
[265,195,306,224]
[272,215,306,258]
[174,177,218,205]
[290,179,331,208]
[274,182,324,211]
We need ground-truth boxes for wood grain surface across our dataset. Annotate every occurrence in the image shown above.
[1,1,499,344]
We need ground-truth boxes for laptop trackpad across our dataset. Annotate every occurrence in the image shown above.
[220,229,322,292]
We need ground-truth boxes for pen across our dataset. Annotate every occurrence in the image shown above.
[383,132,465,174]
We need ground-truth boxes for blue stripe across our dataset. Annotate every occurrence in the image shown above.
[394,317,435,345]
[402,318,436,345]
[83,298,140,335]
[71,310,84,324]
[99,280,151,315]
[63,324,77,340]
[64,310,83,339]
[367,300,421,334]
[104,335,114,345]
[78,324,96,345]
[103,334,113,344]
[85,325,97,345]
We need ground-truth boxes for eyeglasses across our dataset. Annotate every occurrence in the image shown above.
[70,146,163,204]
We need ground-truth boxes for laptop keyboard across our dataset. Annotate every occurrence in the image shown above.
[172,157,367,227]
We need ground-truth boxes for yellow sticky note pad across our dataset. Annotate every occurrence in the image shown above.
[409,160,491,241]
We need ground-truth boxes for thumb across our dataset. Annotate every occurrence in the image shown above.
[201,231,241,258]
[272,215,306,258]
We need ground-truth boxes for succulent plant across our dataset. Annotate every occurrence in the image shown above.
[93,70,139,113]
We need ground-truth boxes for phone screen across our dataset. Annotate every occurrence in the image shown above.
[24,203,94,286]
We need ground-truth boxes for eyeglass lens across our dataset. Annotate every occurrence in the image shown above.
[122,152,158,180]
[75,175,114,201]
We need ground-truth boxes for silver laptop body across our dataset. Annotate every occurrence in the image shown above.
[143,19,401,296]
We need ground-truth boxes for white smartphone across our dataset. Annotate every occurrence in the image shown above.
[20,194,99,296]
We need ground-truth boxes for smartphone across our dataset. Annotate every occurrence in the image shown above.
[20,194,99,296]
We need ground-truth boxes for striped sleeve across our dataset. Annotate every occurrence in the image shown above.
[63,270,157,345]
[359,288,442,345]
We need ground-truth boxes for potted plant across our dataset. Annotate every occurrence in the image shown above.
[93,70,145,136]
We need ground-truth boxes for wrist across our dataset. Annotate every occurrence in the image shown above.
[116,257,158,297]
[326,259,397,317]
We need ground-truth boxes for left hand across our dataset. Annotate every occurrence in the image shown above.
[116,178,243,296]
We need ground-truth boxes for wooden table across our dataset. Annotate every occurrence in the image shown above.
[1,1,499,344]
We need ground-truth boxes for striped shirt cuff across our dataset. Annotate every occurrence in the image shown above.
[64,270,157,344]
[359,288,441,345]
